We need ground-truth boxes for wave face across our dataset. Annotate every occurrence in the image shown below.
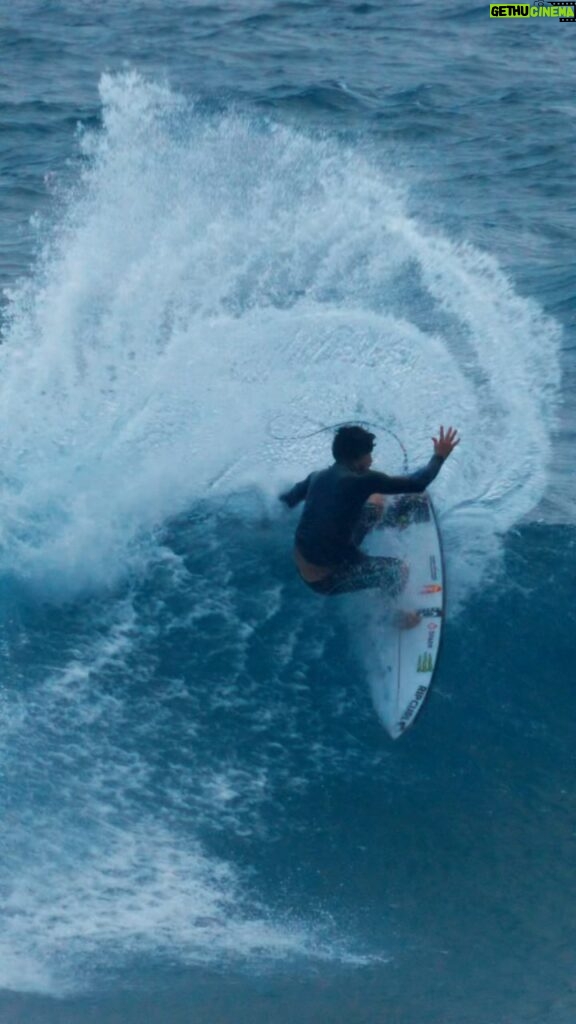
[0,72,561,599]
[0,71,565,1000]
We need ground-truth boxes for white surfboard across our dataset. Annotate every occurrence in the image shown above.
[361,492,444,738]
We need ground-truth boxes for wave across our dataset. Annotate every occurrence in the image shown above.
[0,70,564,995]
[0,68,561,603]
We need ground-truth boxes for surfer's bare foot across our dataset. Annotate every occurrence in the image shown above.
[392,610,421,630]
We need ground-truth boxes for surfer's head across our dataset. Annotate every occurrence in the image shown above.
[332,425,375,470]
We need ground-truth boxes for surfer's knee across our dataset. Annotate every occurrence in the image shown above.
[367,493,385,508]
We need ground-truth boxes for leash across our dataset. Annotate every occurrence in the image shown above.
[268,417,409,471]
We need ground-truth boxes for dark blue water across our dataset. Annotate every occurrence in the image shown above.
[1,3,575,1021]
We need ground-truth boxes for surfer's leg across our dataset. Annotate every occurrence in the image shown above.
[352,496,386,546]
[322,559,419,629]
[322,554,408,597]
[305,556,419,627]
[306,556,419,627]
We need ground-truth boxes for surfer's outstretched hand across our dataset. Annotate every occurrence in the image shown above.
[432,425,460,458]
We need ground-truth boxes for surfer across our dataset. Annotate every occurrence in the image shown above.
[280,424,459,624]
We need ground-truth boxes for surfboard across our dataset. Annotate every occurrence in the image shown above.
[361,492,444,738]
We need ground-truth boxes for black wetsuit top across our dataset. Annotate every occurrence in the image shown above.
[280,455,444,567]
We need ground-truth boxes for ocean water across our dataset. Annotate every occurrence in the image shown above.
[0,2,575,1022]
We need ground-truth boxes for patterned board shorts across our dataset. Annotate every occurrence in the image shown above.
[306,552,408,597]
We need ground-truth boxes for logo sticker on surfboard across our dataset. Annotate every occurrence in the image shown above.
[426,624,437,650]
[417,653,434,673]
[420,584,442,595]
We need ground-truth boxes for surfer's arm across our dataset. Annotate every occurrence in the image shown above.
[365,455,445,496]
[366,425,459,495]
[279,474,312,508]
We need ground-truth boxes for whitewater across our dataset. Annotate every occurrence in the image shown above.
[0,72,560,599]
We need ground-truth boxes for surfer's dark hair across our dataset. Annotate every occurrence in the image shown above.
[332,425,375,463]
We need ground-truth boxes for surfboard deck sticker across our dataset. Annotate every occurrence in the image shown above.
[360,492,444,739]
